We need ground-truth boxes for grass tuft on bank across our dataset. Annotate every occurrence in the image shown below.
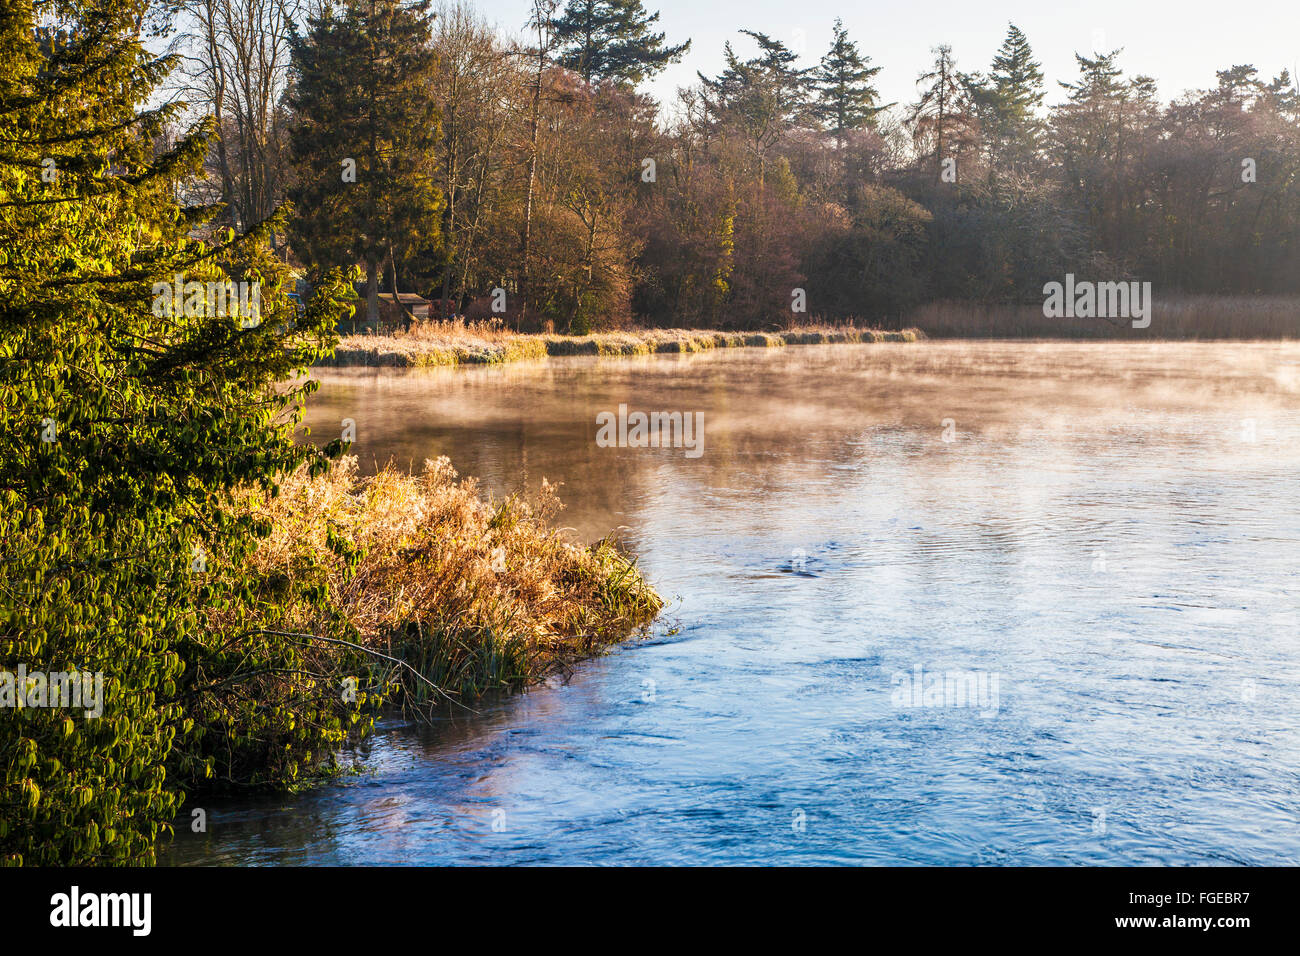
[320,318,922,367]
[253,456,663,706]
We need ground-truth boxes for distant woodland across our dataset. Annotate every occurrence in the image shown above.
[176,0,1300,328]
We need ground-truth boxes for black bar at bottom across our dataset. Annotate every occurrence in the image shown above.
[1,866,1285,943]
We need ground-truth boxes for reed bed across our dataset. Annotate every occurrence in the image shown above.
[906,296,1300,339]
[251,456,663,706]
[320,317,922,367]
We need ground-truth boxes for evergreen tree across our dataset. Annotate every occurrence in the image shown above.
[1052,49,1160,263]
[287,0,444,329]
[1058,48,1127,104]
[1263,69,1300,123]
[699,30,809,183]
[984,23,1045,171]
[552,0,688,87]
[813,18,887,148]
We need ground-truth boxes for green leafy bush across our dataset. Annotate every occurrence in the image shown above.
[0,0,363,864]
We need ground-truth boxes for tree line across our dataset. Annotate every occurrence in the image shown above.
[171,0,1300,331]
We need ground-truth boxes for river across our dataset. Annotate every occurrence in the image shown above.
[162,341,1300,865]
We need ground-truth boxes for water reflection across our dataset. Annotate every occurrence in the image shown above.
[165,342,1300,865]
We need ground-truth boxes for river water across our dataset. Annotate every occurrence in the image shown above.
[163,341,1300,865]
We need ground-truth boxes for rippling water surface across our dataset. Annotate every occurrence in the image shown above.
[163,341,1300,865]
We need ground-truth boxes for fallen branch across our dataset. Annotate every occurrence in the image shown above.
[247,628,466,709]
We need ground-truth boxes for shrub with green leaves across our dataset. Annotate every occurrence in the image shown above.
[0,0,364,864]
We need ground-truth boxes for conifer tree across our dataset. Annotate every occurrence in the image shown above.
[287,0,444,329]
[552,0,688,87]
[984,23,1046,171]
[698,30,809,184]
[908,44,977,180]
[813,18,887,148]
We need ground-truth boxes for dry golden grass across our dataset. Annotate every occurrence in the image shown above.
[321,319,922,367]
[253,456,662,705]
[326,317,549,367]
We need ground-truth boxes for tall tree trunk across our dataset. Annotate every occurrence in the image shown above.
[440,128,458,319]
[201,2,236,226]
[520,45,542,332]
[520,1,556,332]
[388,245,418,325]
[366,255,380,331]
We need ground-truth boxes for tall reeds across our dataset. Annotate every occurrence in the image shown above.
[252,456,663,707]
[906,296,1300,339]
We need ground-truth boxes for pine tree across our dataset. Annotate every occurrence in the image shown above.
[813,18,887,148]
[698,30,809,184]
[1052,48,1160,263]
[1058,48,1127,104]
[287,0,444,329]
[552,0,689,87]
[984,23,1046,171]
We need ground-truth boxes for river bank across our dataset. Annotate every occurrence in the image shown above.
[319,320,924,368]
[318,293,1300,371]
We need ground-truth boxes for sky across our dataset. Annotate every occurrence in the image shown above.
[468,0,1300,119]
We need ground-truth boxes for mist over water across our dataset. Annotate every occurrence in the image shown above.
[164,342,1300,865]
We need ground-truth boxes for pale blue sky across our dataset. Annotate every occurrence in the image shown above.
[469,0,1300,117]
